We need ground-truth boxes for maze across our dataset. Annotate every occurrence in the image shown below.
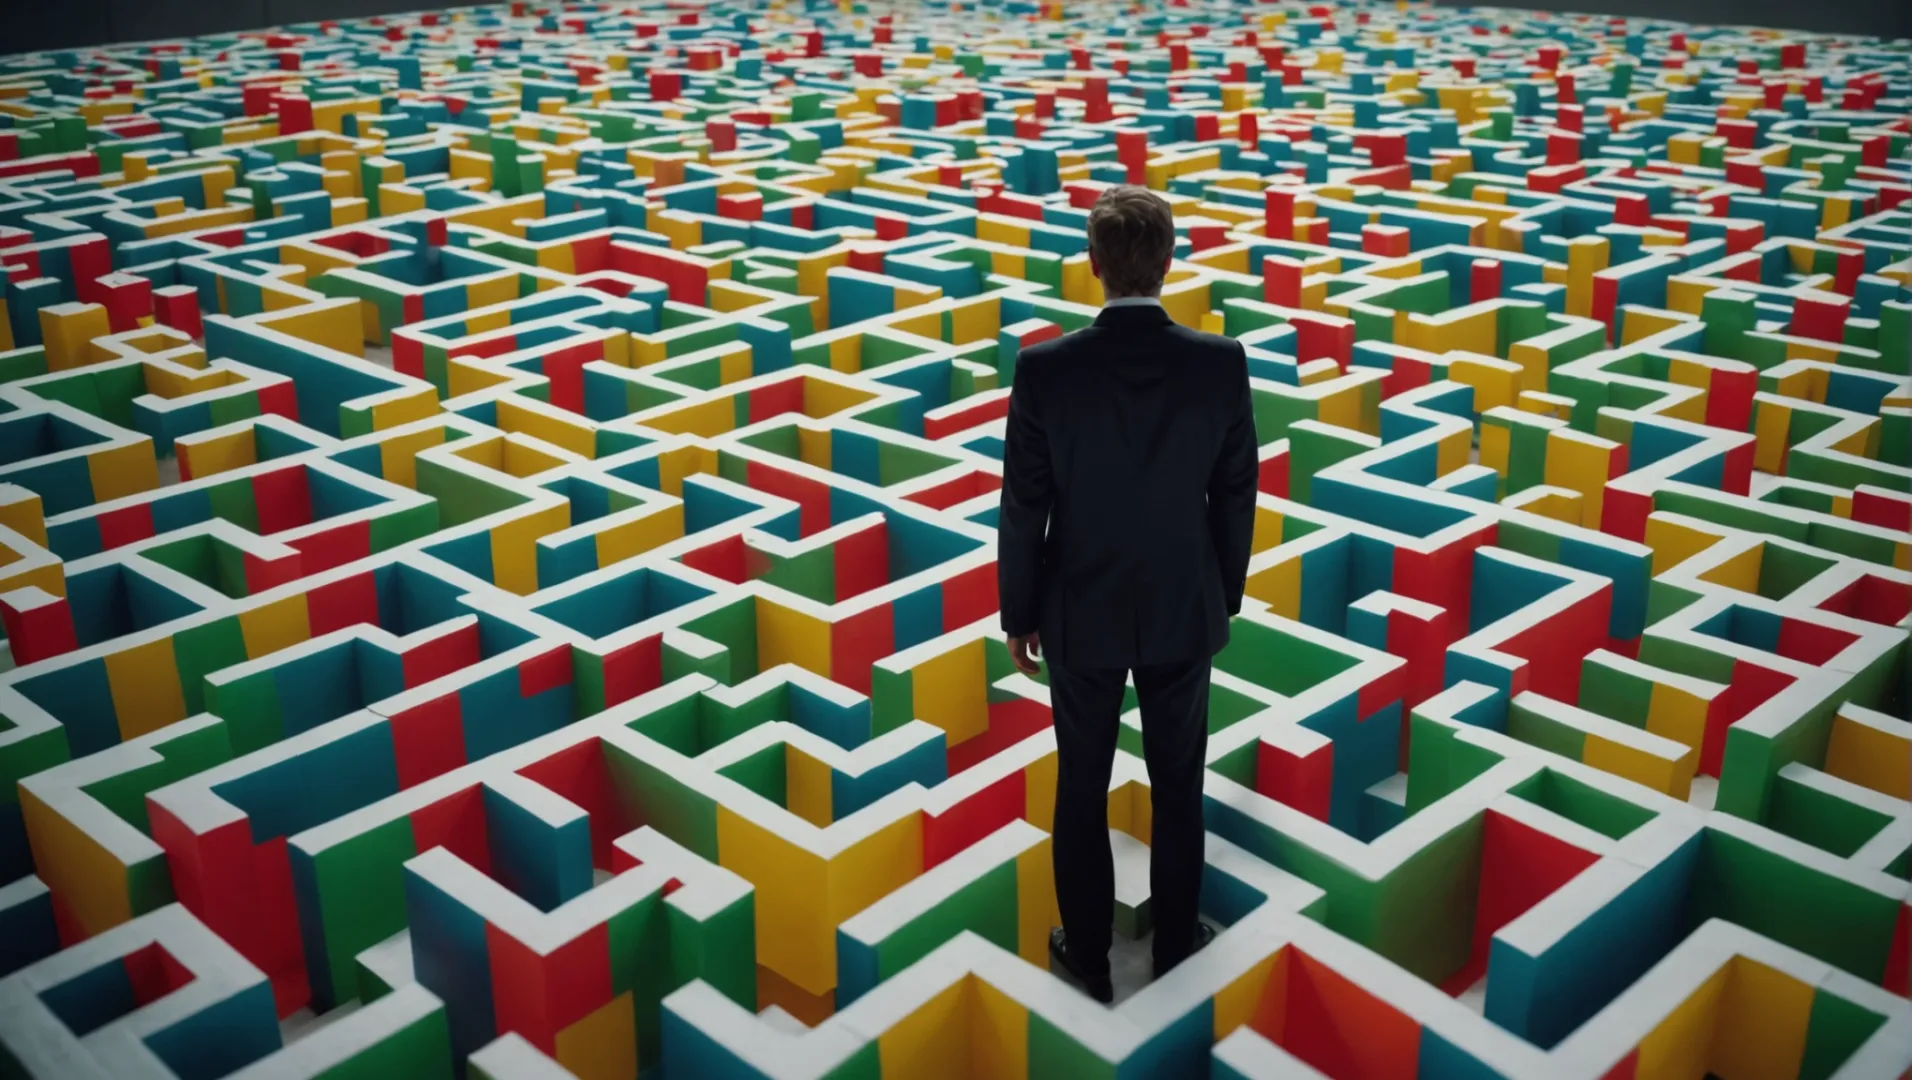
[0,0,1906,1077]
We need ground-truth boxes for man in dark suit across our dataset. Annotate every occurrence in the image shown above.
[998,185,1260,1003]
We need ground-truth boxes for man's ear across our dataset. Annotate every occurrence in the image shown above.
[1162,253,1174,273]
[1088,252,1102,280]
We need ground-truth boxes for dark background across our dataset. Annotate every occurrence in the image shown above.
[5,0,1908,60]
[8,0,429,55]
[1437,0,1910,41]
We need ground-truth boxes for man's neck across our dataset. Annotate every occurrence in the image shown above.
[1102,295,1162,307]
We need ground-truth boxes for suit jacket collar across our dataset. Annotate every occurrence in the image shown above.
[1092,302,1173,329]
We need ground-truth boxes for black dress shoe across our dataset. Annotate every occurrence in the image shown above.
[1049,928,1114,1004]
[1152,920,1216,979]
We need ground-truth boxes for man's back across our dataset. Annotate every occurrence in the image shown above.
[998,302,1258,670]
[999,184,1259,1003]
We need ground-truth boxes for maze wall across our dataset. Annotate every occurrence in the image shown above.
[0,2,1907,1078]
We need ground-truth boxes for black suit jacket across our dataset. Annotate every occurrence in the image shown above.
[998,303,1259,669]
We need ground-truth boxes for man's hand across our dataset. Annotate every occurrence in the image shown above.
[1008,632,1042,675]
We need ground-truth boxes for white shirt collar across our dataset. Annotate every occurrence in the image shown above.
[1102,296,1162,309]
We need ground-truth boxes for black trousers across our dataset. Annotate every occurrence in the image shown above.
[1047,657,1211,977]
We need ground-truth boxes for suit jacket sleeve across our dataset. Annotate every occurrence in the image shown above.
[998,354,1052,637]
[1208,343,1258,614]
